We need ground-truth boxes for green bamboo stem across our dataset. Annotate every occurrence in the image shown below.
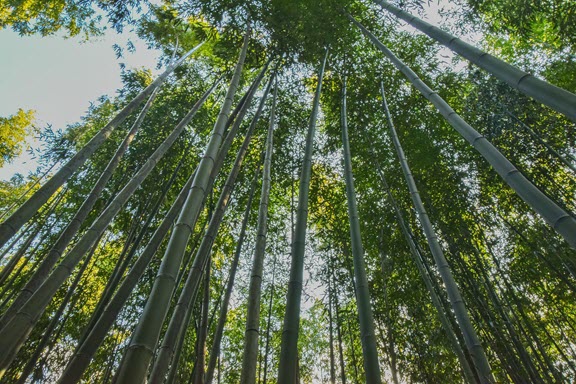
[278,48,329,384]
[340,76,382,383]
[240,79,277,384]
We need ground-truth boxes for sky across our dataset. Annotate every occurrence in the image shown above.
[0,27,161,180]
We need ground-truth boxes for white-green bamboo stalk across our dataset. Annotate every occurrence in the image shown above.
[113,30,250,384]
[205,168,259,384]
[0,87,160,330]
[0,78,216,376]
[148,73,274,384]
[349,14,576,249]
[0,42,205,248]
[370,0,576,122]
[278,48,329,384]
[340,76,382,383]
[240,80,277,384]
[377,79,495,382]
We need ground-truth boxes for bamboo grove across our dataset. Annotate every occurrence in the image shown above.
[0,0,575,382]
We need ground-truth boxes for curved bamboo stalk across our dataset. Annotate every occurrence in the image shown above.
[0,78,217,375]
[278,48,329,384]
[240,79,277,384]
[370,0,576,122]
[348,14,576,250]
[340,76,382,383]
[113,30,250,384]
[0,42,205,248]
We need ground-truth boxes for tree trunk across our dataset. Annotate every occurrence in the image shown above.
[278,48,329,384]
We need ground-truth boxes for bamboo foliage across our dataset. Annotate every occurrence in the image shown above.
[348,14,576,250]
[278,48,329,384]
[0,42,205,248]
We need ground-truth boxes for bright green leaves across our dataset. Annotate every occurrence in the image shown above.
[0,108,36,167]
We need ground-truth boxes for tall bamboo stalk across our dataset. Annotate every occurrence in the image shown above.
[340,76,382,383]
[369,0,576,122]
[278,48,329,384]
[348,14,576,250]
[192,255,212,384]
[205,168,259,384]
[240,80,277,384]
[376,80,495,382]
[0,78,217,375]
[113,31,250,384]
[0,42,205,248]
